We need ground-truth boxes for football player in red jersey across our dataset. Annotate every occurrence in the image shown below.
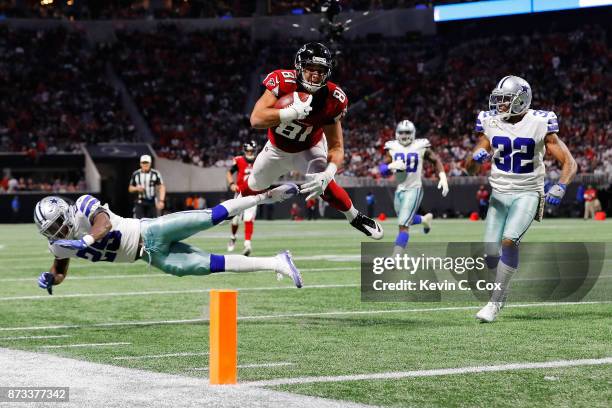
[226,140,258,255]
[244,42,383,239]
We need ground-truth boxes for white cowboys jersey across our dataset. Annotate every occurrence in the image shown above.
[49,195,141,263]
[384,139,431,190]
[476,109,558,193]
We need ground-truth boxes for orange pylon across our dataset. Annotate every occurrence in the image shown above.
[209,290,237,384]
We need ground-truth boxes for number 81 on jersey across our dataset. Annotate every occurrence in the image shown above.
[275,122,313,142]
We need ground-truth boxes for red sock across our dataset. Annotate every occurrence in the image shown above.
[231,223,239,236]
[244,221,254,240]
[321,181,352,212]
[240,178,265,197]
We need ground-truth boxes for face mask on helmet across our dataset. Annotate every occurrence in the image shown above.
[489,76,532,119]
[243,141,257,161]
[34,197,75,240]
[395,121,416,146]
[295,43,333,93]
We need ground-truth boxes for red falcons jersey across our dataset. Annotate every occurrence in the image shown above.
[230,156,254,191]
[263,69,348,153]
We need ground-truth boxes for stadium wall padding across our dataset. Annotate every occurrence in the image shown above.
[1,184,605,224]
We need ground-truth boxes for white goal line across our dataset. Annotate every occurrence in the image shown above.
[243,357,612,387]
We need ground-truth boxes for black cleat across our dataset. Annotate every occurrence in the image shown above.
[350,213,384,240]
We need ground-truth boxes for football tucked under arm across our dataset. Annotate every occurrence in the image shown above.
[276,92,313,123]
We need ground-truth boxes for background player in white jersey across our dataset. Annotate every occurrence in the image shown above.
[467,75,577,322]
[33,185,303,295]
[382,120,449,254]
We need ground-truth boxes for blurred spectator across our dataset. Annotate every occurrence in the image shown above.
[290,202,303,220]
[583,185,602,220]
[476,185,489,220]
[185,196,195,210]
[195,196,207,209]
[575,184,585,216]
[366,191,376,218]
[306,198,318,220]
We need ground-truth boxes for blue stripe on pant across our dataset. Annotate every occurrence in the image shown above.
[394,188,423,227]
[140,209,216,276]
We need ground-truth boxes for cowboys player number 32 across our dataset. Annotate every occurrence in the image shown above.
[468,75,577,322]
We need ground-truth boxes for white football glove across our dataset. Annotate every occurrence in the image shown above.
[387,160,407,172]
[301,163,337,201]
[437,172,449,197]
[279,92,313,123]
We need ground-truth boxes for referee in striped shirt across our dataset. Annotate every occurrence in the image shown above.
[129,155,166,219]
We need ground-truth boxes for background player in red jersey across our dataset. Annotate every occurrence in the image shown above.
[244,42,383,239]
[226,140,258,255]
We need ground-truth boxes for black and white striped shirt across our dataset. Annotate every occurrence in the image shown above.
[130,169,163,201]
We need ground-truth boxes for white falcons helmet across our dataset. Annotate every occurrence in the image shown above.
[34,196,75,240]
[395,120,416,146]
[489,75,532,119]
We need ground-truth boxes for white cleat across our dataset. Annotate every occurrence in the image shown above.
[260,183,299,204]
[227,237,236,252]
[275,250,303,288]
[242,240,252,256]
[422,213,433,234]
[476,301,503,323]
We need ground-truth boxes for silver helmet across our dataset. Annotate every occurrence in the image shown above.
[395,120,416,146]
[489,75,532,119]
[34,196,75,240]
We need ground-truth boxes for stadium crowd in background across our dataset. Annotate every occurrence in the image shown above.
[0,1,484,20]
[0,22,609,184]
[0,26,135,154]
[0,175,86,193]
[107,26,255,168]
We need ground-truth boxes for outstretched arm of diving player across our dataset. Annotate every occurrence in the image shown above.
[39,212,113,294]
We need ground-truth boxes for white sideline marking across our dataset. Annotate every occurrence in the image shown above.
[0,267,356,282]
[40,342,131,349]
[0,334,72,341]
[0,284,357,301]
[244,357,612,387]
[0,301,607,332]
[189,362,294,371]
[0,348,374,408]
[113,352,209,360]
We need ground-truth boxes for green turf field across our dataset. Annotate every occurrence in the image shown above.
[0,219,610,407]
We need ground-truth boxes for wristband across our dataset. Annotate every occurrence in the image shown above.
[325,162,338,177]
[82,234,95,246]
[438,172,447,182]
